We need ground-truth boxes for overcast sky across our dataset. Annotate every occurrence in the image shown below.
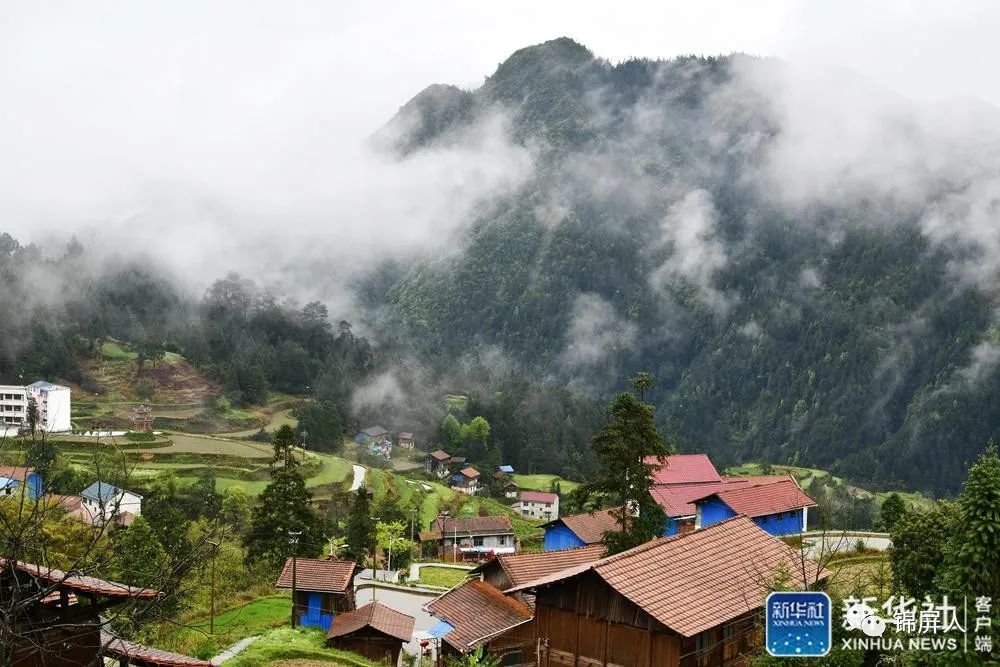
[2,0,997,248]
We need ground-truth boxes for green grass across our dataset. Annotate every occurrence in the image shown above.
[417,566,470,589]
[512,473,580,495]
[101,341,137,360]
[150,595,293,659]
[225,627,377,667]
[724,463,934,510]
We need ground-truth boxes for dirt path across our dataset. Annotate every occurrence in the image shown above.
[215,409,297,438]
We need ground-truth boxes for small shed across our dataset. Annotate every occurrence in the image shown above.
[397,432,414,449]
[276,557,359,630]
[326,601,415,664]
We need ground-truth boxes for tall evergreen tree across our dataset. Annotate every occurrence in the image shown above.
[574,373,674,555]
[244,427,323,569]
[112,516,167,587]
[345,486,373,565]
[877,493,906,531]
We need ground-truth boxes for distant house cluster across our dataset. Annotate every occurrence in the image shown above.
[355,426,415,460]
[0,466,141,528]
[0,380,71,433]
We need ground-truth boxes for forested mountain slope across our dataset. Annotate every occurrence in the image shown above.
[373,38,1000,495]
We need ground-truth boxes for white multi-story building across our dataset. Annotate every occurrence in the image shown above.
[0,381,71,432]
[513,490,560,521]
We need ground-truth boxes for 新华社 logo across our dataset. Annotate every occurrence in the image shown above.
[766,591,832,657]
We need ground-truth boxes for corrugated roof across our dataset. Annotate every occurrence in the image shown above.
[511,516,826,637]
[486,545,605,589]
[498,465,515,473]
[430,450,451,461]
[544,507,621,545]
[362,426,389,437]
[2,560,159,600]
[327,601,415,642]
[426,579,533,652]
[519,491,557,504]
[459,467,480,479]
[276,558,358,594]
[398,432,414,439]
[435,516,513,535]
[81,481,138,503]
[646,454,721,486]
[101,632,211,666]
[697,479,816,518]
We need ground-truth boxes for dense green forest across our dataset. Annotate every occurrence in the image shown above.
[370,38,1000,495]
[5,37,1000,496]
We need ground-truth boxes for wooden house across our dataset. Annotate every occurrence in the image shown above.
[510,516,828,667]
[276,557,358,630]
[425,579,535,664]
[0,559,161,666]
[397,432,415,449]
[450,467,481,495]
[693,478,815,536]
[540,507,620,551]
[326,601,415,664]
[424,516,516,561]
[426,450,452,475]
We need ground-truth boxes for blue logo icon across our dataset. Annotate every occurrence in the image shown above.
[766,591,832,657]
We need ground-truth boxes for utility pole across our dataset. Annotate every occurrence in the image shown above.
[408,508,418,562]
[370,517,380,601]
[207,540,219,635]
[289,530,301,628]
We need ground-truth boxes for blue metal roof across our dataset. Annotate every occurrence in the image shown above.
[498,465,515,473]
[28,380,61,389]
[81,481,123,502]
[427,620,454,638]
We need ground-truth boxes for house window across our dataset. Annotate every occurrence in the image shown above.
[695,632,711,652]
[474,536,484,547]
[501,649,523,666]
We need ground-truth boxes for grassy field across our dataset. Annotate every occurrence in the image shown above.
[512,473,580,495]
[724,463,934,510]
[225,627,377,667]
[417,566,470,589]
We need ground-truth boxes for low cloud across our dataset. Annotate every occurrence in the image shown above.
[560,293,637,372]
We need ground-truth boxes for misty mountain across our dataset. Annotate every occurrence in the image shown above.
[371,38,1000,495]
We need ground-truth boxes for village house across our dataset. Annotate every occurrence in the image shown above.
[647,454,809,536]
[503,480,520,499]
[541,507,620,551]
[0,559,161,666]
[424,516,516,561]
[0,466,43,500]
[512,490,559,521]
[0,380,72,433]
[450,466,481,495]
[510,516,828,667]
[326,601,415,665]
[358,425,390,445]
[425,579,535,664]
[470,544,605,612]
[694,477,816,536]
[80,482,142,521]
[276,557,359,630]
[397,431,415,449]
[426,449,452,476]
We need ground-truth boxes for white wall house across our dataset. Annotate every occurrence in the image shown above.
[0,381,71,432]
[513,491,560,521]
[81,482,142,520]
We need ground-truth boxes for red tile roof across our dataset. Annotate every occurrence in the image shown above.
[519,491,558,504]
[327,601,415,642]
[477,545,605,589]
[0,466,33,482]
[101,632,211,666]
[511,516,828,637]
[697,479,816,518]
[646,454,721,486]
[430,450,451,461]
[426,579,533,652]
[276,558,358,594]
[435,516,513,536]
[650,474,799,517]
[460,467,480,479]
[544,508,621,545]
[1,560,160,600]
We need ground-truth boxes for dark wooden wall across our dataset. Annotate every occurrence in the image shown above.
[328,631,403,664]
